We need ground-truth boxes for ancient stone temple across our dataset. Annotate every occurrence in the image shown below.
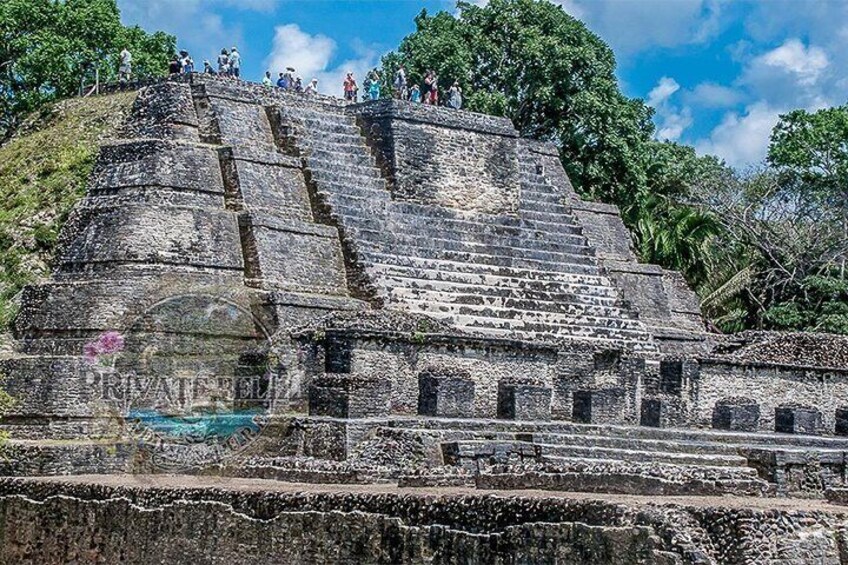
[2,75,848,563]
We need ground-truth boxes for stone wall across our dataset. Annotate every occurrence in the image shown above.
[2,478,848,564]
[352,99,520,215]
[301,330,559,418]
[694,360,848,434]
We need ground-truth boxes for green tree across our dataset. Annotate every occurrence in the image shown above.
[382,0,654,206]
[627,141,726,286]
[768,105,848,276]
[697,164,848,334]
[0,0,174,137]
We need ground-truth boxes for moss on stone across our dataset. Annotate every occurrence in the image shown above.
[0,92,136,330]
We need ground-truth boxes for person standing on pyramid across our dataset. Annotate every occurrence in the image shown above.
[217,49,229,75]
[393,65,407,99]
[262,71,273,87]
[368,69,381,100]
[118,47,132,84]
[229,46,241,78]
[447,81,463,109]
[343,72,357,102]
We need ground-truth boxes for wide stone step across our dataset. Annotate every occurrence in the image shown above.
[520,191,566,206]
[382,417,848,451]
[396,303,649,341]
[348,226,594,259]
[363,254,612,286]
[297,117,361,134]
[371,271,622,305]
[388,201,584,234]
[520,210,582,226]
[398,297,645,332]
[348,221,590,255]
[354,239,600,274]
[477,461,769,497]
[308,167,387,189]
[528,432,743,457]
[307,150,372,167]
[336,210,588,245]
[383,287,636,321]
[520,197,576,214]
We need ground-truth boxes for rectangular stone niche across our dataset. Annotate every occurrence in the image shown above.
[572,388,625,424]
[417,370,475,418]
[308,375,391,419]
[497,383,551,421]
[775,406,821,435]
[836,408,848,436]
[712,401,760,432]
[640,398,667,428]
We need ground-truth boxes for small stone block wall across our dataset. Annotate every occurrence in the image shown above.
[497,384,552,421]
[775,406,822,435]
[417,369,475,418]
[712,398,760,432]
[572,388,625,424]
[308,375,391,418]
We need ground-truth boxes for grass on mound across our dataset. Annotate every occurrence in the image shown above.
[0,92,137,331]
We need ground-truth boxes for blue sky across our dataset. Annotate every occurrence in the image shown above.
[118,0,848,169]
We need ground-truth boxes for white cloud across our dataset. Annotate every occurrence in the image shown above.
[263,24,380,96]
[646,77,692,142]
[740,38,834,110]
[647,77,680,107]
[757,39,829,86]
[264,24,336,78]
[684,82,744,108]
[657,107,693,141]
[695,102,780,168]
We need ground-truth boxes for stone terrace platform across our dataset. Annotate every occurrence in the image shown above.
[1,475,847,564]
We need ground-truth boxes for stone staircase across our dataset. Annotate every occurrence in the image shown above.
[352,416,848,495]
[278,106,655,352]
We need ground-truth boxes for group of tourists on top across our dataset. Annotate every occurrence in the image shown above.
[119,46,463,109]
[261,68,320,94]
[342,65,463,109]
[166,47,242,77]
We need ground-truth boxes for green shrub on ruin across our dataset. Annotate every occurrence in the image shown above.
[0,92,136,331]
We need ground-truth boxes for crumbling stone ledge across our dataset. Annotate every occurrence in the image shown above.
[2,476,848,564]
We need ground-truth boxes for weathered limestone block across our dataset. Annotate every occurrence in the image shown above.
[417,367,475,418]
[57,205,243,271]
[206,96,277,150]
[14,273,248,338]
[498,382,552,421]
[223,152,313,221]
[775,405,822,435]
[122,81,199,141]
[572,388,625,424]
[91,140,224,196]
[712,398,760,432]
[242,213,347,294]
[308,375,391,418]
[352,99,520,215]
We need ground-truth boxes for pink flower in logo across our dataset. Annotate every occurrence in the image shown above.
[82,331,125,365]
[97,331,125,354]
